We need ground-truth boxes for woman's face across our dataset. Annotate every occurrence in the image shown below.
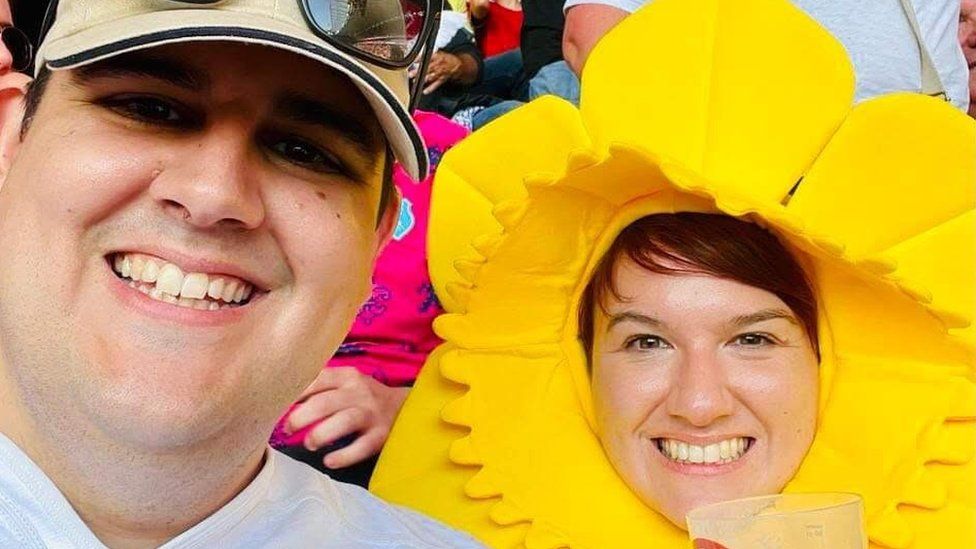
[590,257,819,529]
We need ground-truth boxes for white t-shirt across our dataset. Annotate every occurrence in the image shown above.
[0,435,483,548]
[563,0,971,112]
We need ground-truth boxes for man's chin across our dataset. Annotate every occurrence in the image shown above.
[82,381,261,453]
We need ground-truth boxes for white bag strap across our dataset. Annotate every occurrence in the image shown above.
[898,0,948,99]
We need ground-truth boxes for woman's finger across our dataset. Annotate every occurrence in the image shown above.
[303,407,369,452]
[286,388,354,433]
[322,430,386,469]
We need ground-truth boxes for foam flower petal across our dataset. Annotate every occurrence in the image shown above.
[371,1,975,547]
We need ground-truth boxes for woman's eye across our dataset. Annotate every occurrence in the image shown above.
[624,335,671,351]
[103,96,188,126]
[732,333,776,347]
[269,138,343,174]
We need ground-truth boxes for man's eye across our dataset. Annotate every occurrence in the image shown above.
[624,335,671,351]
[268,138,343,174]
[102,96,188,126]
[732,333,776,347]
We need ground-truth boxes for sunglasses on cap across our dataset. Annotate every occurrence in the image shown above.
[1,25,32,72]
[40,0,442,110]
[293,0,443,110]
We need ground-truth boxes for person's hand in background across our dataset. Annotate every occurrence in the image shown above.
[414,50,480,94]
[284,367,410,469]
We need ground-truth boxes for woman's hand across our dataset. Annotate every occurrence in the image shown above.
[284,367,410,469]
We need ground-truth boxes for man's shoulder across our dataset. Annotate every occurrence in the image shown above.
[262,452,484,548]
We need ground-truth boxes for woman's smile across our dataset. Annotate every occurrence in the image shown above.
[586,214,820,528]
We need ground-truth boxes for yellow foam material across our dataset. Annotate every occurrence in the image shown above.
[371,0,976,547]
[429,99,592,312]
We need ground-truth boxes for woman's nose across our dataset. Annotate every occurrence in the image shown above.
[664,350,736,427]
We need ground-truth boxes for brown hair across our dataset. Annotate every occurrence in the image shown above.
[578,213,819,358]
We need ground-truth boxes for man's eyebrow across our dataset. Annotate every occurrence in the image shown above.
[71,54,209,91]
[606,311,663,331]
[728,308,799,328]
[273,92,380,164]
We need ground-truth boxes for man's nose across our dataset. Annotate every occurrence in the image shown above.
[664,348,735,427]
[149,127,266,230]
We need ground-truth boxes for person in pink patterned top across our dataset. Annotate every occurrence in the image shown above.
[271,111,468,486]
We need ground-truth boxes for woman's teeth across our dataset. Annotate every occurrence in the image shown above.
[656,437,752,465]
[111,253,254,310]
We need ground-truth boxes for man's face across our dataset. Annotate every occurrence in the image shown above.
[0,42,394,451]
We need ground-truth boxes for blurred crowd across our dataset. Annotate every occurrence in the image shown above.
[411,0,976,128]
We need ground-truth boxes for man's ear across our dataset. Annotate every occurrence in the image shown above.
[0,71,30,182]
[374,184,401,257]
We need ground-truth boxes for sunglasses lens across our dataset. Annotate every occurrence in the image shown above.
[304,0,427,65]
[1,27,32,72]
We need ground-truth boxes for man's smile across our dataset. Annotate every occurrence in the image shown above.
[108,252,264,312]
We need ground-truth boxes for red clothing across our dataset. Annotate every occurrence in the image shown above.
[474,1,523,57]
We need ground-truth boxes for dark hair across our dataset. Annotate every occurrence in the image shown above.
[578,213,819,358]
[20,66,50,138]
[19,67,395,220]
[377,146,395,223]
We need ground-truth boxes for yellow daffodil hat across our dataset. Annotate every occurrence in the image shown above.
[370,0,976,546]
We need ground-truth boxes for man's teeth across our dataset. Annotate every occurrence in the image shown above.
[657,437,751,465]
[112,253,254,309]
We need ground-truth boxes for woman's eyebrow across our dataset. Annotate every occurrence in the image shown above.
[606,311,663,331]
[727,308,798,328]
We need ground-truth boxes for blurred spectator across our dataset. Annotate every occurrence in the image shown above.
[466,0,527,129]
[418,0,580,130]
[412,17,511,124]
[411,11,522,129]
[469,0,580,129]
[413,11,483,99]
[563,0,970,113]
[469,0,524,57]
[521,0,579,102]
[962,0,976,117]
[561,0,627,76]
[271,112,469,487]
[422,46,482,96]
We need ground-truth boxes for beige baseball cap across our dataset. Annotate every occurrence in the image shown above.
[35,0,429,180]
